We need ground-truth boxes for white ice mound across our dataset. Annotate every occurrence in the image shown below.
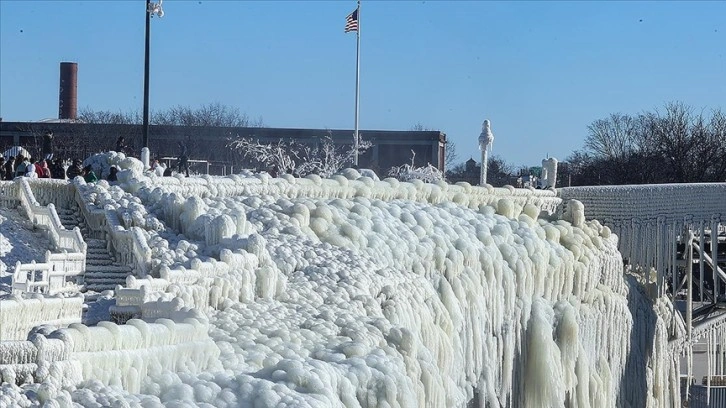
[6,174,681,407]
[84,151,145,181]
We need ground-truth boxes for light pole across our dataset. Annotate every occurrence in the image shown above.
[142,0,164,151]
[478,119,494,186]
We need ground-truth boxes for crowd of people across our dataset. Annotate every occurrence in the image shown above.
[2,131,106,183]
[2,132,194,184]
[0,154,101,184]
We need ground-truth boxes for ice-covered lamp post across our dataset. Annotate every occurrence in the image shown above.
[478,120,494,186]
[142,0,164,169]
[541,157,558,189]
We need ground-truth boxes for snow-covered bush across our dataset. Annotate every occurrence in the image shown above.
[228,134,372,178]
[388,163,445,183]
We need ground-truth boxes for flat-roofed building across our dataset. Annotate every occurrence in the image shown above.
[0,121,446,176]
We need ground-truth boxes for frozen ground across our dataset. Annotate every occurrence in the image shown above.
[0,206,53,297]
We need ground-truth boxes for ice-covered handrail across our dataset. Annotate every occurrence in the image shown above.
[114,247,260,319]
[8,178,87,297]
[57,317,220,393]
[11,250,86,295]
[102,210,152,275]
[0,295,83,341]
[14,178,86,254]
[0,337,77,386]
[558,183,726,296]
[73,180,152,276]
[137,172,561,216]
[11,261,52,294]
[0,315,218,391]
[0,180,19,207]
[24,178,78,208]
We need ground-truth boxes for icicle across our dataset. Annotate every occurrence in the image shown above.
[699,221,705,303]
[712,216,720,301]
[708,329,712,405]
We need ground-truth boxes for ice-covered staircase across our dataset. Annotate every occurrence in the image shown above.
[57,208,132,292]
[83,239,133,292]
[57,208,84,231]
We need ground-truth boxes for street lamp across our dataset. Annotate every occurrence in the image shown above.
[142,0,164,152]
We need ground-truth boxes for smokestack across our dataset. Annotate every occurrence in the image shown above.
[59,62,78,120]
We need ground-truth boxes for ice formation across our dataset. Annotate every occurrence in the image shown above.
[0,164,688,407]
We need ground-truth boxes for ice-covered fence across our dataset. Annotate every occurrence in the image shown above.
[25,178,77,209]
[0,335,80,387]
[105,213,152,276]
[143,172,562,229]
[112,248,261,321]
[0,316,219,393]
[15,178,86,254]
[0,295,83,341]
[60,317,220,393]
[0,180,19,208]
[73,182,107,239]
[12,251,85,296]
[558,183,726,296]
[111,283,181,323]
[147,172,561,212]
[11,261,53,294]
[73,181,152,276]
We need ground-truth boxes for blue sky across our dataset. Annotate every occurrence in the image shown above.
[1,1,724,167]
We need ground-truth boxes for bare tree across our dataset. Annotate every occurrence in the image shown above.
[228,133,371,177]
[75,104,264,159]
[152,102,264,128]
[636,102,725,182]
[76,107,142,155]
[78,108,139,125]
[445,154,515,187]
[574,102,726,184]
[585,113,640,160]
[410,122,457,170]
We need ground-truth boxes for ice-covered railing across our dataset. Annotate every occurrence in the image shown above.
[15,178,86,254]
[0,335,80,387]
[111,284,200,322]
[11,251,86,295]
[0,295,83,341]
[0,316,219,393]
[138,172,561,216]
[59,317,219,393]
[0,180,19,207]
[558,183,726,297]
[111,248,261,321]
[73,180,152,276]
[25,178,78,209]
[11,261,52,294]
[8,178,87,296]
[104,212,152,276]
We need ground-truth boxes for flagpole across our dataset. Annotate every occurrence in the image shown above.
[353,0,361,167]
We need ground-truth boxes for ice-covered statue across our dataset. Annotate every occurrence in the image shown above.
[478,120,494,185]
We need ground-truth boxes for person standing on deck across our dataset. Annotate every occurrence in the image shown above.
[42,131,54,160]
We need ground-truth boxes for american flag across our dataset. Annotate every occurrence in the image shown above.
[345,8,358,33]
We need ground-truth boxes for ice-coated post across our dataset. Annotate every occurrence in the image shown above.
[141,147,150,170]
[542,157,558,189]
[478,119,494,186]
